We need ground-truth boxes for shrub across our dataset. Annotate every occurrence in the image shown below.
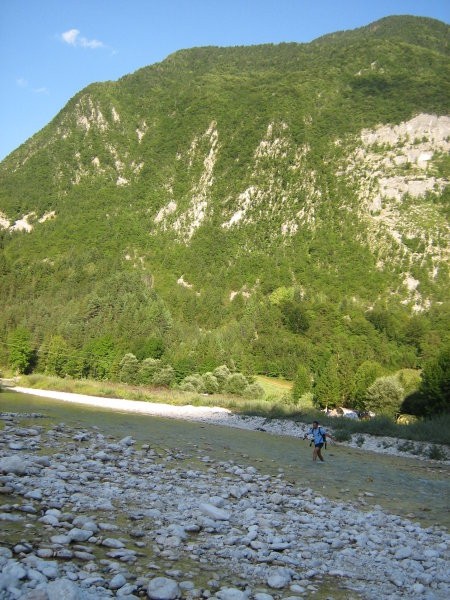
[202,372,219,394]
[333,429,352,442]
[243,382,265,400]
[139,358,162,384]
[213,365,231,389]
[179,381,197,393]
[427,444,446,461]
[180,374,206,393]
[118,353,139,384]
[224,372,249,395]
[152,365,175,387]
[365,376,404,417]
[397,368,421,395]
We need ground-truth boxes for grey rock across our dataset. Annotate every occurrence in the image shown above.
[147,576,180,599]
[199,503,231,521]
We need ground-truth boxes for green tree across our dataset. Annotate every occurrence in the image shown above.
[403,315,428,350]
[180,373,206,393]
[281,300,310,333]
[244,381,265,399]
[418,345,450,415]
[139,358,162,384]
[202,372,219,394]
[365,376,404,417]
[83,336,119,380]
[44,335,70,377]
[313,357,341,409]
[7,327,34,374]
[152,365,175,387]
[213,365,231,390]
[292,364,312,402]
[350,360,385,410]
[133,337,165,360]
[224,372,249,395]
[118,353,140,384]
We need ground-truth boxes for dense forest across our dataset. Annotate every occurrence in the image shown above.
[0,16,449,417]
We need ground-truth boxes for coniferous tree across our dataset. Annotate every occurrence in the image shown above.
[7,328,34,374]
[418,345,450,415]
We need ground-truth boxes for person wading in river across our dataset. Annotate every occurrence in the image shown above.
[304,420,331,462]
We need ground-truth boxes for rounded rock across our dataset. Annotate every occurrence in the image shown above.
[147,576,180,600]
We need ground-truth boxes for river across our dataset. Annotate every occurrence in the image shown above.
[1,390,449,529]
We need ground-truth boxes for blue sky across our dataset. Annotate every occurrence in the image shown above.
[1,0,448,161]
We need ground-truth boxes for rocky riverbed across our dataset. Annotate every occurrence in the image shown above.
[7,386,450,464]
[0,410,449,600]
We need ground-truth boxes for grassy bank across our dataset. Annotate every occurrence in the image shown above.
[3,373,449,446]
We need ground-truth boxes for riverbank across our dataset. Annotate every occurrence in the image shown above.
[5,386,450,464]
[1,406,449,599]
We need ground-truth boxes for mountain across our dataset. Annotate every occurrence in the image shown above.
[0,15,449,401]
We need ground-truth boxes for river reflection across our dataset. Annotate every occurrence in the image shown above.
[1,390,449,529]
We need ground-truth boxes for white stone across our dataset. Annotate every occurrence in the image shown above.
[147,576,180,600]
[68,528,93,542]
[216,587,249,600]
[199,502,231,521]
[412,583,425,593]
[267,569,291,589]
[39,515,60,526]
[47,578,82,599]
[25,489,43,500]
[109,573,127,589]
[394,546,412,560]
[101,538,125,548]
[0,456,27,474]
[119,435,135,446]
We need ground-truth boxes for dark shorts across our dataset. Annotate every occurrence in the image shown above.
[315,443,324,449]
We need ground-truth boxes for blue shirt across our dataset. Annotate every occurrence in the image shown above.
[309,426,326,445]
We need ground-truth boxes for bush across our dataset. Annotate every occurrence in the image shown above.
[202,372,219,394]
[333,429,352,442]
[365,375,404,417]
[118,353,140,384]
[152,365,175,387]
[243,382,265,400]
[179,381,197,393]
[213,365,231,389]
[397,368,421,395]
[224,372,249,395]
[180,374,206,393]
[139,358,162,384]
[427,444,446,461]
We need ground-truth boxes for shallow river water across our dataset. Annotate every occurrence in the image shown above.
[1,390,449,530]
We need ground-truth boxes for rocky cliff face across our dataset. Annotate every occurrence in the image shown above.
[1,112,447,311]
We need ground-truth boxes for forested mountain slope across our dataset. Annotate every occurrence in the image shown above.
[0,15,449,405]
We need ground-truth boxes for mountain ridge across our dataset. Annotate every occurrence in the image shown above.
[0,15,449,396]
